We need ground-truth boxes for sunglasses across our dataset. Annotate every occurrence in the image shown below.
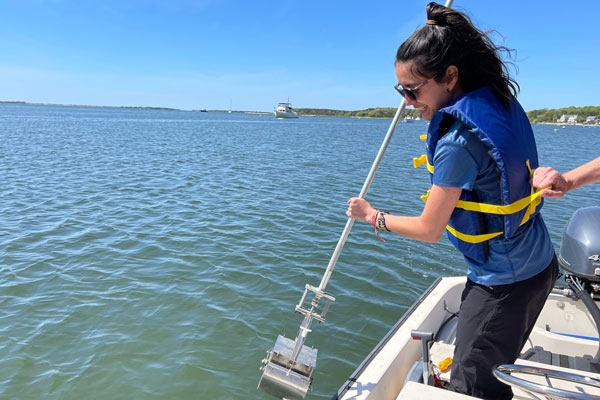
[394,78,431,101]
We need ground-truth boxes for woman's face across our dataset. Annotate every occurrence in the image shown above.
[394,61,454,121]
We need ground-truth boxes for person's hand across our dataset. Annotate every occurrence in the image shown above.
[532,167,568,198]
[346,197,377,222]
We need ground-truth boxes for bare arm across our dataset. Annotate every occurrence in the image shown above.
[533,157,600,198]
[564,157,600,191]
[346,184,461,243]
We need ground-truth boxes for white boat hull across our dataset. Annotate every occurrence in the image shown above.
[275,110,299,119]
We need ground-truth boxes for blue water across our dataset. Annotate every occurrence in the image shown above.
[1,103,599,399]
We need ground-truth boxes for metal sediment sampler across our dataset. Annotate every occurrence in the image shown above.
[257,2,454,398]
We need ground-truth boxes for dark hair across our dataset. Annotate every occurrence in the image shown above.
[395,2,519,108]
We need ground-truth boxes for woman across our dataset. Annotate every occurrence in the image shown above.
[346,3,558,399]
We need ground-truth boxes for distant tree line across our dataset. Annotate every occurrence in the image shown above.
[297,106,600,123]
[526,106,600,124]
[296,107,422,119]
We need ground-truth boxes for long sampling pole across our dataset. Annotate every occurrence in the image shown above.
[258,2,454,399]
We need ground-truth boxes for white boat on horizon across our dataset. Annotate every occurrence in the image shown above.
[275,102,299,119]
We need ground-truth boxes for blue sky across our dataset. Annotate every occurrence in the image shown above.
[1,0,598,112]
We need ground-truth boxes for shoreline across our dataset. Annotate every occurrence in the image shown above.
[2,101,599,126]
[537,122,600,127]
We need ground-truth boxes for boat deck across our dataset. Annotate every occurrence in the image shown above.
[395,342,600,399]
[396,357,600,399]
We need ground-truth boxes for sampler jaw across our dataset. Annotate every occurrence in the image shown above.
[258,335,318,400]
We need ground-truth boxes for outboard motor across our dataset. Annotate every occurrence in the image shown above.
[559,206,600,296]
[558,206,600,361]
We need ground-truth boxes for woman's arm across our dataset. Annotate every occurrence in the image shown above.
[346,184,461,243]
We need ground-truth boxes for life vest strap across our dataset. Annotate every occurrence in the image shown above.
[417,159,545,244]
[446,225,503,244]
[413,154,434,173]
[420,189,545,244]
[455,191,543,215]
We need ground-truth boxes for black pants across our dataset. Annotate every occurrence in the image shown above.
[449,254,559,400]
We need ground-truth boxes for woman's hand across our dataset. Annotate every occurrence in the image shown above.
[346,197,377,223]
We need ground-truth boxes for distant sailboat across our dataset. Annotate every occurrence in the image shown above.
[228,99,232,113]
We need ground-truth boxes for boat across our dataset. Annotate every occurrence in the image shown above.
[274,102,299,119]
[333,206,600,400]
[402,116,414,123]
